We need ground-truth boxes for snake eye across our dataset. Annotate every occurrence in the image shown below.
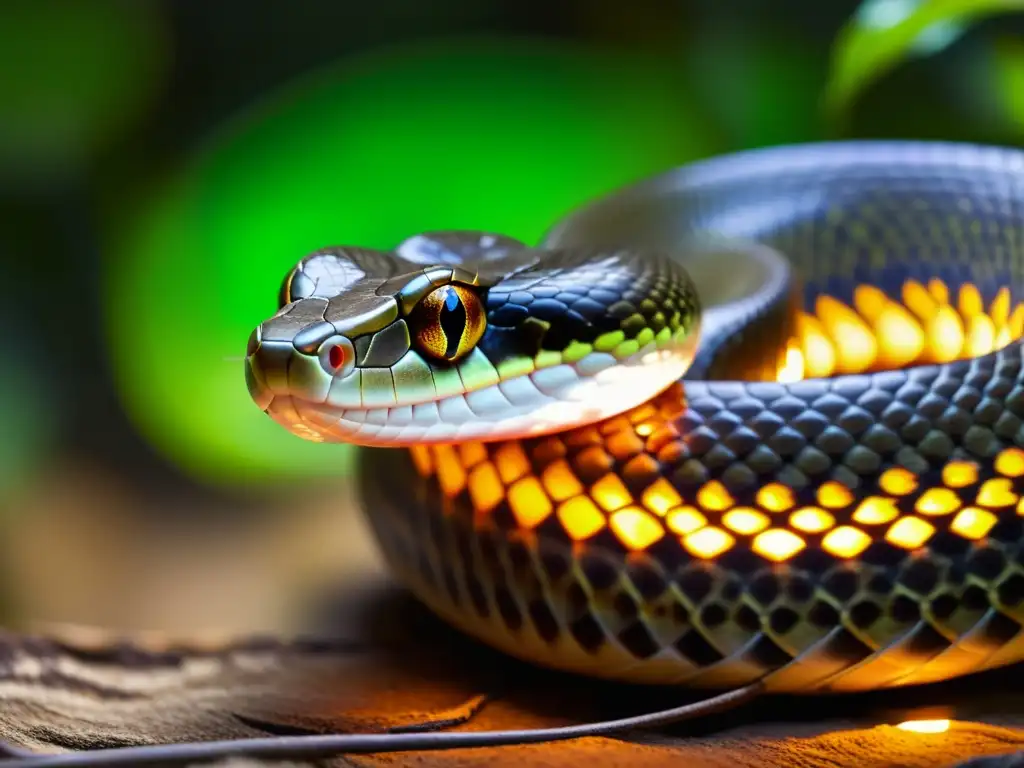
[410,284,486,363]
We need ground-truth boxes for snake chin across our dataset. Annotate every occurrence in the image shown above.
[263,337,699,447]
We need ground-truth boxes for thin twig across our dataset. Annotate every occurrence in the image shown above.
[0,681,762,767]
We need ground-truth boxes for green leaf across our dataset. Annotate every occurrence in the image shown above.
[825,0,1024,121]
[684,24,825,149]
[990,35,1024,130]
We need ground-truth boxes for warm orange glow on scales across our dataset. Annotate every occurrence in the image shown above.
[757,483,795,512]
[406,275,1024,562]
[592,473,632,512]
[495,443,530,484]
[879,467,918,496]
[697,481,734,512]
[684,526,734,558]
[435,445,467,497]
[541,460,583,501]
[896,719,951,734]
[777,279,1024,380]
[642,478,682,516]
[995,447,1024,477]
[722,508,771,535]
[853,285,925,368]
[943,461,979,488]
[409,439,1024,561]
[886,517,935,549]
[610,507,665,550]
[853,496,900,525]
[557,497,605,539]
[458,441,487,467]
[752,528,806,561]
[789,507,835,533]
[508,477,552,528]
[818,481,854,509]
[815,296,877,373]
[468,461,503,514]
[950,507,998,540]
[667,506,708,535]
[792,314,835,378]
[915,487,961,516]
[821,525,872,558]
[977,478,1017,508]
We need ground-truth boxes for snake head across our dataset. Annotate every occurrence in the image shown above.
[245,231,701,446]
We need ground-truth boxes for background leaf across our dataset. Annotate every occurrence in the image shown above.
[0,0,169,185]
[990,35,1024,130]
[825,0,1024,123]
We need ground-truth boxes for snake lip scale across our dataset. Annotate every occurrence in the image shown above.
[248,140,1024,694]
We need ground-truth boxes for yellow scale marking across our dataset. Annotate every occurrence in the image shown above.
[411,279,1024,564]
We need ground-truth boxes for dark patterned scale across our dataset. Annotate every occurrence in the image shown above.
[358,142,1024,691]
[360,382,1024,692]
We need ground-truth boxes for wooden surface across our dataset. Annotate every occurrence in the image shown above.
[0,465,1022,766]
[0,580,1022,767]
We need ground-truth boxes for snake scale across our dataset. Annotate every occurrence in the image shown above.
[246,141,1024,694]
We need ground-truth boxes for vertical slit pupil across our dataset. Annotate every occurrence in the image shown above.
[438,287,468,359]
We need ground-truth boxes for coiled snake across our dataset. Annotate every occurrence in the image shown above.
[246,141,1024,693]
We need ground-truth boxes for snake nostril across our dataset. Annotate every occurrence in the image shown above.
[328,344,349,369]
[246,327,260,357]
[317,335,356,377]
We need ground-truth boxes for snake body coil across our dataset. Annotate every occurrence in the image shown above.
[247,141,1024,693]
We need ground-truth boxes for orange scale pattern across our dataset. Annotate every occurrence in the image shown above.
[380,278,1024,691]
[411,432,1024,568]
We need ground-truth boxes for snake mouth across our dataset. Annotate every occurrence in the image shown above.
[248,332,700,447]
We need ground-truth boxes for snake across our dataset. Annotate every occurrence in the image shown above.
[245,141,1024,694]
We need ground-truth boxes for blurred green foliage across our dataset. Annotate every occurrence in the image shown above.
[826,0,1024,121]
[991,35,1024,130]
[72,1,1024,488]
[0,0,168,184]
[0,362,54,506]
[684,22,826,148]
[105,38,714,484]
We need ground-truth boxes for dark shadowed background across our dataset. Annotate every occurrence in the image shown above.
[1,0,1023,653]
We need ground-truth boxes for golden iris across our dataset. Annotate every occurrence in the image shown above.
[411,284,486,362]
